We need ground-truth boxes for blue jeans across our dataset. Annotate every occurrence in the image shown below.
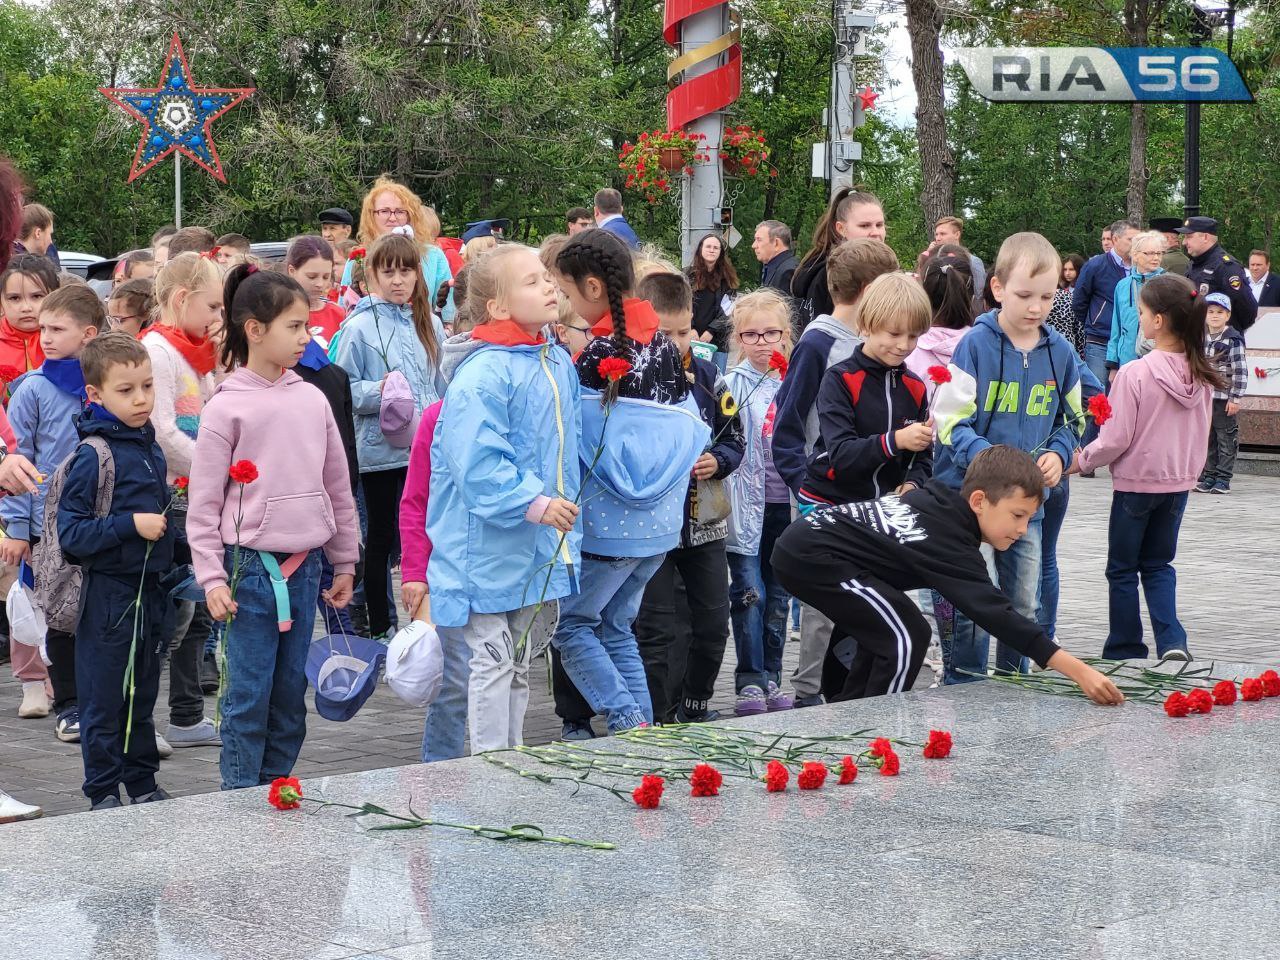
[1082,341,1109,451]
[1037,479,1069,640]
[729,502,791,692]
[1102,491,1189,660]
[219,549,321,790]
[553,553,664,732]
[421,625,470,762]
[944,517,1041,684]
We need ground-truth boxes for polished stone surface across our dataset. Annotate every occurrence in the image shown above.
[1,660,1278,960]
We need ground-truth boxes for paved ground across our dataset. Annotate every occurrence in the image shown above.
[3,472,1276,817]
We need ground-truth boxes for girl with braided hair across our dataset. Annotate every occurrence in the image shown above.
[549,229,709,733]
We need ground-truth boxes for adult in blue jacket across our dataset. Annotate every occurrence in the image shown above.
[1107,232,1165,375]
[593,188,640,250]
[1071,220,1135,381]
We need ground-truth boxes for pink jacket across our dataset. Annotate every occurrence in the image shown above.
[906,326,970,398]
[399,400,442,585]
[1078,349,1212,493]
[187,368,360,592]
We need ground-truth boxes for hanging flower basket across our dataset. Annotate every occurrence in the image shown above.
[618,128,709,204]
[720,125,777,180]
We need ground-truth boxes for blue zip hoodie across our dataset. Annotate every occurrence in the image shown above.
[933,310,1084,493]
[0,364,84,541]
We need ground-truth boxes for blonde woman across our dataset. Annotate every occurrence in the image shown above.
[341,176,453,305]
[1109,230,1166,374]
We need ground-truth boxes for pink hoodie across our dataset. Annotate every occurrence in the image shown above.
[187,367,360,592]
[1078,349,1212,493]
[906,326,970,398]
[399,400,442,585]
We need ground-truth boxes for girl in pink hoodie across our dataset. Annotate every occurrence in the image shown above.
[1076,274,1224,662]
[905,245,974,397]
[187,265,359,791]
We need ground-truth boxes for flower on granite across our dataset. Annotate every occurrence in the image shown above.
[1186,688,1213,714]
[1211,681,1238,706]
[869,737,893,758]
[1163,691,1190,717]
[1261,669,1280,698]
[689,763,723,797]
[764,759,789,792]
[268,776,303,810]
[632,774,665,809]
[837,756,857,785]
[798,761,827,790]
[867,736,900,775]
[1241,678,1265,702]
[923,730,953,759]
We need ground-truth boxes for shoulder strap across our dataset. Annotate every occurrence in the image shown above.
[80,436,116,519]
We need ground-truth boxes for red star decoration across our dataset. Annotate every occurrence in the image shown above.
[99,33,254,184]
[859,86,879,112]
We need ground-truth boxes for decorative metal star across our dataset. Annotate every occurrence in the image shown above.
[858,86,879,112]
[99,33,254,183]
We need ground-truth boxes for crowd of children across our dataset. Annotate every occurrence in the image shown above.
[2,169,1242,822]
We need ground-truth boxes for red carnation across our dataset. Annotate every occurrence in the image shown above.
[879,750,901,776]
[1212,680,1238,706]
[923,729,953,759]
[837,756,857,785]
[325,288,340,302]
[632,774,665,809]
[1163,691,1190,717]
[1261,669,1280,697]
[689,763,723,797]
[228,460,259,485]
[764,759,789,792]
[1087,394,1113,426]
[0,364,23,384]
[927,365,952,385]
[1241,677,1265,702]
[349,247,366,261]
[869,737,893,758]
[1186,688,1213,714]
[768,351,788,378]
[1256,367,1268,379]
[798,761,827,790]
[268,776,303,810]
[597,357,633,382]
[173,476,190,493]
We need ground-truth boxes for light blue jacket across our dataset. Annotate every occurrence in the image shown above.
[332,296,447,473]
[724,362,784,556]
[578,391,709,558]
[1108,266,1165,369]
[426,341,582,628]
[0,370,83,541]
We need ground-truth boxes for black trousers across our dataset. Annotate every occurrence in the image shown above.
[362,467,407,637]
[551,645,594,725]
[634,539,730,721]
[776,567,929,700]
[166,506,206,726]
[46,628,77,713]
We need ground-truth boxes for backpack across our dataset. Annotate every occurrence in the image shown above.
[32,436,116,632]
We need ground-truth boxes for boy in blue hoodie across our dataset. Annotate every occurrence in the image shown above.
[0,285,101,745]
[57,332,176,810]
[934,232,1087,685]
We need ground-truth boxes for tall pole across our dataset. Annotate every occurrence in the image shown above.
[680,8,727,265]
[826,4,874,199]
[1184,5,1214,221]
[175,153,183,228]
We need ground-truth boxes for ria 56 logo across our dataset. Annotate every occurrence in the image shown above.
[957,47,1253,103]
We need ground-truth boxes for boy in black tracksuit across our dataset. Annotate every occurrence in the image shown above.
[58,334,177,810]
[633,273,745,723]
[772,446,1123,704]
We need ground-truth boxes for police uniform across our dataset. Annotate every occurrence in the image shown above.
[1177,215,1257,333]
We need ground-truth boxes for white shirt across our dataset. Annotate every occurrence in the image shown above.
[596,213,623,228]
[1250,276,1266,302]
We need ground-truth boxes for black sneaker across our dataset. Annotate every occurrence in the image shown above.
[1193,481,1213,494]
[90,794,122,811]
[130,787,172,805]
[560,721,596,741]
[674,704,722,724]
[793,694,824,709]
[349,603,370,637]
[55,708,81,743]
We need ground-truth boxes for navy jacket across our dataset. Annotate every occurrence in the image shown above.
[57,408,175,577]
[762,250,799,297]
[599,216,640,250]
[1072,251,1128,344]
[802,345,931,504]
[1187,243,1257,332]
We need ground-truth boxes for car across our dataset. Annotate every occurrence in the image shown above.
[250,241,288,266]
[57,250,105,278]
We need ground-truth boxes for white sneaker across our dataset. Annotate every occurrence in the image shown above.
[0,790,43,824]
[167,718,221,747]
[18,682,50,719]
[155,733,173,760]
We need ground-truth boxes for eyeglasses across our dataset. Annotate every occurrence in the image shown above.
[374,207,410,221]
[108,314,142,327]
[739,329,784,345]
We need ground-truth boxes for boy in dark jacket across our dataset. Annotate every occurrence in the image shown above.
[802,272,934,508]
[773,446,1124,704]
[633,272,746,722]
[58,333,177,810]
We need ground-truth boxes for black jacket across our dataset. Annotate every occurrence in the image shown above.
[802,346,932,504]
[58,408,175,578]
[680,354,744,547]
[771,482,1060,669]
[1187,243,1257,332]
[296,358,359,494]
[762,250,799,298]
[791,256,833,331]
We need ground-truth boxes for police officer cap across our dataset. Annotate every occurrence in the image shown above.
[1175,216,1218,235]
[1149,217,1183,233]
[318,207,353,226]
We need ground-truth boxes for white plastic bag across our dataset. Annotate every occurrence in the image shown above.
[6,579,47,648]
[385,620,444,708]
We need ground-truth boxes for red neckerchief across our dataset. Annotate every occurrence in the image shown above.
[589,298,660,345]
[149,325,217,376]
[471,319,545,347]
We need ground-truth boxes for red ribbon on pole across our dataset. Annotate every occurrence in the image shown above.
[664,0,742,130]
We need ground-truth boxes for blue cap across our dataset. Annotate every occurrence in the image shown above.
[1204,292,1232,312]
[462,219,510,243]
[306,634,387,722]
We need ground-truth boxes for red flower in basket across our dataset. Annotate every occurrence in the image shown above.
[764,759,789,792]
[1186,688,1213,714]
[597,357,633,382]
[1241,677,1265,702]
[927,365,952,386]
[1211,681,1238,706]
[769,351,788,378]
[1163,691,1190,717]
[837,756,858,785]
[1087,394,1113,426]
[690,763,723,797]
[797,761,827,790]
[923,730,953,759]
[229,460,259,485]
[268,776,303,810]
[632,774,665,809]
[1261,669,1280,698]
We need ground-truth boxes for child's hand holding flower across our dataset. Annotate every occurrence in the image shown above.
[133,513,168,542]
[894,418,934,453]
[207,585,237,622]
[538,498,580,533]
[692,452,719,480]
